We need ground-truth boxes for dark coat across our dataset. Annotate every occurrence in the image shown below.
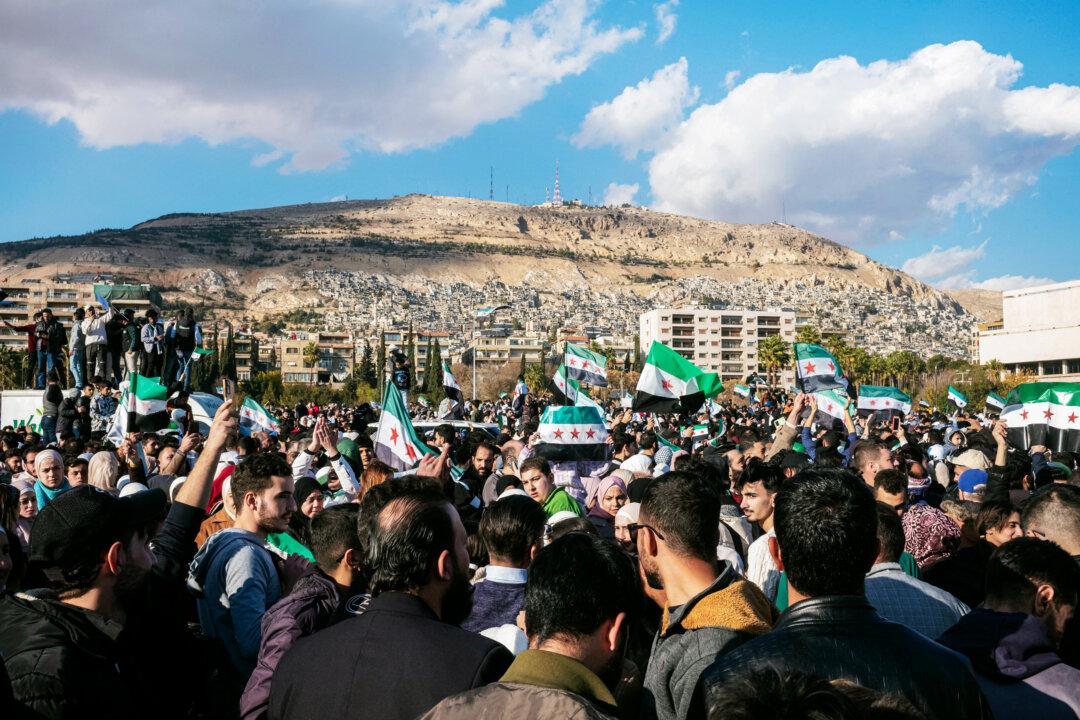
[922,540,994,608]
[268,591,513,720]
[0,593,133,720]
[700,595,992,720]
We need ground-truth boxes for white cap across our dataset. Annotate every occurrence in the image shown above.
[497,487,529,501]
[547,510,579,527]
[119,482,148,497]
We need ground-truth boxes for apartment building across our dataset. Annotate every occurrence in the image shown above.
[454,331,547,368]
[639,307,797,386]
[233,332,262,381]
[0,278,160,351]
[279,330,355,385]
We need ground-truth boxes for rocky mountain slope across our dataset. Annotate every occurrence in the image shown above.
[0,194,989,356]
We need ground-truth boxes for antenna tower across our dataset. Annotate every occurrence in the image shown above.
[552,161,561,206]
[489,166,494,201]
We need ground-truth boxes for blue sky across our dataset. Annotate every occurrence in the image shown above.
[1,0,1078,290]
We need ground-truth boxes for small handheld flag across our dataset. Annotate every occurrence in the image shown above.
[985,392,1006,412]
[856,385,912,423]
[564,343,609,388]
[947,386,968,410]
[633,342,723,414]
[794,343,848,394]
[239,397,281,436]
[374,384,435,471]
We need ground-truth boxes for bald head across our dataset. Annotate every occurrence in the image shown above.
[1022,485,1080,556]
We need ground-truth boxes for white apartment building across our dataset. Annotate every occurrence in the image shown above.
[978,280,1080,381]
[640,307,797,386]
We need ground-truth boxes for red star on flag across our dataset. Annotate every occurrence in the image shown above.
[868,399,877,407]
[405,443,417,461]
[1069,413,1078,424]
[826,362,835,372]
[568,358,576,367]
[1044,409,1054,420]
[1021,410,1029,420]
[661,378,673,391]
[570,429,580,439]
[804,361,816,374]
[554,429,564,439]
[585,429,596,439]
[390,427,399,445]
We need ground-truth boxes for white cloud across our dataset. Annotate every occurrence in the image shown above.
[602,182,639,205]
[901,241,987,282]
[724,70,742,92]
[0,0,641,172]
[646,42,1080,244]
[970,274,1059,291]
[573,57,699,158]
[654,0,678,44]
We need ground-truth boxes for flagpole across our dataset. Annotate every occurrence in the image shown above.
[471,316,477,403]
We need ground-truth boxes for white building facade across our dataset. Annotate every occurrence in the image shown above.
[978,280,1080,381]
[639,307,797,387]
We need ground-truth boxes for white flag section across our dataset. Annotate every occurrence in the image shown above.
[375,383,435,471]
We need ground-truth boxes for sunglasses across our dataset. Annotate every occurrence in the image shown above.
[627,523,665,541]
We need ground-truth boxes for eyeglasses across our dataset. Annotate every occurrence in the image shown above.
[627,523,665,541]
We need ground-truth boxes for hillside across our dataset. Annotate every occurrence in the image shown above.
[0,194,982,357]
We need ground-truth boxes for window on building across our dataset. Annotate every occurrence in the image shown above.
[1067,359,1080,375]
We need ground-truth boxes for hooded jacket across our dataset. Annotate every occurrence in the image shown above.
[188,527,281,678]
[643,562,777,720]
[0,592,133,720]
[939,609,1080,720]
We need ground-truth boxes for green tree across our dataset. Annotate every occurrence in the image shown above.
[632,333,643,371]
[0,346,22,390]
[426,340,446,406]
[519,352,527,376]
[377,335,386,395]
[794,324,822,345]
[222,325,237,381]
[405,325,416,383]
[758,336,791,387]
[420,338,433,392]
[523,364,547,395]
[303,341,320,371]
[268,345,278,373]
[358,341,376,387]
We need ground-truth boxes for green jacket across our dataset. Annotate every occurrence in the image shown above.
[542,487,584,518]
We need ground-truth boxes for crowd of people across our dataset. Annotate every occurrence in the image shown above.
[1,356,1079,720]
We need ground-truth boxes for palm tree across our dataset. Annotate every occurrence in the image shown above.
[794,325,822,345]
[984,359,1004,381]
[303,341,320,370]
[869,354,888,385]
[758,336,791,388]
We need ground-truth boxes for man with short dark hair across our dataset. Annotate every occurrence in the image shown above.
[240,504,366,720]
[737,460,785,602]
[0,484,166,717]
[639,470,775,720]
[700,467,991,720]
[462,494,546,637]
[851,440,896,486]
[189,453,306,681]
[422,533,642,720]
[865,503,969,639]
[3,309,42,388]
[940,537,1080,719]
[269,478,512,720]
[466,441,499,506]
[873,468,908,515]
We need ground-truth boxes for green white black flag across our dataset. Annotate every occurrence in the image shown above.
[1001,383,1080,453]
[633,342,722,414]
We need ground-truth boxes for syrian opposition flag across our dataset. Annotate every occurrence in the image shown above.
[125,373,171,432]
[239,397,281,436]
[985,392,1006,412]
[534,405,608,461]
[794,343,848,394]
[550,364,579,405]
[633,342,722,414]
[857,385,912,423]
[947,386,968,410]
[812,388,849,431]
[734,384,752,399]
[919,400,932,409]
[443,360,464,406]
[657,433,681,453]
[476,304,509,319]
[565,343,609,387]
[191,347,214,362]
[1001,383,1080,453]
[375,383,435,471]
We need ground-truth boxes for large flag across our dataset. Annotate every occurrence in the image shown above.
[374,383,435,471]
[985,392,1006,412]
[856,385,912,423]
[633,341,723,414]
[1001,383,1080,453]
[476,304,509,319]
[534,405,608,461]
[125,373,171,433]
[812,388,849,431]
[442,360,464,406]
[575,387,603,412]
[239,397,280,436]
[947,386,968,410]
[794,343,848,394]
[191,347,214,362]
[550,364,579,405]
[564,343,609,387]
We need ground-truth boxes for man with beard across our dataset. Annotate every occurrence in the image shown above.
[637,470,776,720]
[422,532,643,720]
[269,478,513,720]
[188,453,309,684]
[0,483,166,718]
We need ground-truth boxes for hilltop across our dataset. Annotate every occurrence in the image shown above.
[0,194,990,356]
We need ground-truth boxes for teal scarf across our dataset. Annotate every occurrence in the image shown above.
[35,479,71,509]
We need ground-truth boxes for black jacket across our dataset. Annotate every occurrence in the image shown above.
[268,591,513,720]
[922,541,994,608]
[0,593,133,720]
[700,595,992,720]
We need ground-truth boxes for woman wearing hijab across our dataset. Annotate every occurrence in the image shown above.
[33,449,69,509]
[586,474,628,539]
[87,450,121,495]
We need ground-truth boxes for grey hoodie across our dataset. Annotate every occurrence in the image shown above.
[188,528,281,678]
